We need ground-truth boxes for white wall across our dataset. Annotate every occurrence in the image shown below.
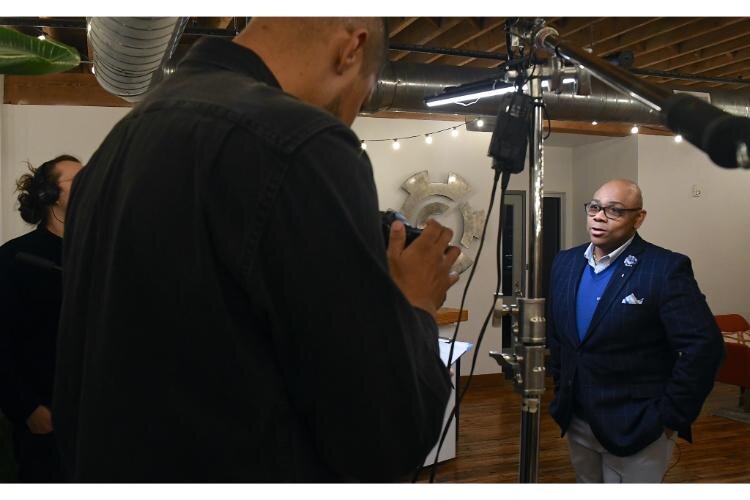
[353,117,575,375]
[0,105,129,242]
[571,135,638,246]
[637,134,750,320]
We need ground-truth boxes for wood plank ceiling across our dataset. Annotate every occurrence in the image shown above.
[2,16,750,92]
[386,17,750,90]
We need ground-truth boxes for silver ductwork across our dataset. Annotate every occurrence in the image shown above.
[87,17,188,102]
[366,62,750,125]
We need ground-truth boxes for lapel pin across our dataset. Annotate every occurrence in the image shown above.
[624,255,637,267]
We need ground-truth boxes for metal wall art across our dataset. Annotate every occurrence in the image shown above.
[399,170,486,274]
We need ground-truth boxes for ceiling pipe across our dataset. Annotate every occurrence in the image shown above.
[365,61,750,125]
[87,17,188,102]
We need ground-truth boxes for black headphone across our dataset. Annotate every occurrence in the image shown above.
[33,160,61,206]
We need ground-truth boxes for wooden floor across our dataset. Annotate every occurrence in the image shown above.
[417,377,750,483]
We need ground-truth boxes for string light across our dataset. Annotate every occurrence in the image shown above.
[630,125,639,134]
[476,119,485,128]
[674,134,683,143]
[91,66,96,75]
[591,121,598,126]
[359,120,476,152]
[37,34,46,41]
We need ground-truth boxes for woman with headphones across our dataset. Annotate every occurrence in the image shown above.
[0,154,83,482]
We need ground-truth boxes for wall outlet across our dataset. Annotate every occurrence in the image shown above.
[692,184,702,198]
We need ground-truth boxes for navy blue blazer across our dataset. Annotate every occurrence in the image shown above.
[547,233,724,457]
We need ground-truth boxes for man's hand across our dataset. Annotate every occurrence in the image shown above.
[387,219,461,320]
[26,405,54,434]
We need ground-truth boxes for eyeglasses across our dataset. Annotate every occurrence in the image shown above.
[584,202,642,220]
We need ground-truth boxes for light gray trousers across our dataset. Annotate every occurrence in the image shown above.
[566,416,677,483]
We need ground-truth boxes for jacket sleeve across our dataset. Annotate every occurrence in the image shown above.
[656,255,725,434]
[245,125,452,481]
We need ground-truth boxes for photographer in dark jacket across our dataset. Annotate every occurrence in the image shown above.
[0,155,83,482]
[54,18,458,482]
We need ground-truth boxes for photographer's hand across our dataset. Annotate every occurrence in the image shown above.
[387,219,461,320]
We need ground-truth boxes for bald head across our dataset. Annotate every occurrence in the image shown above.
[241,18,386,76]
[593,179,643,209]
[234,18,386,126]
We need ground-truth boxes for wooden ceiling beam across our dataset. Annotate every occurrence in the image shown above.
[4,73,129,107]
[610,17,746,61]
[365,112,673,138]
[657,57,750,87]
[548,17,607,40]
[663,46,750,76]
[196,17,234,29]
[402,18,506,65]
[696,81,733,88]
[709,61,750,78]
[469,18,485,31]
[426,26,506,66]
[636,19,750,68]
[659,33,750,72]
[217,17,234,29]
[636,18,748,60]
[390,17,464,61]
[725,82,750,90]
[553,17,658,51]
[387,17,419,38]
[591,18,698,57]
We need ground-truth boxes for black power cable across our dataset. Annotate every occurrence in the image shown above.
[425,171,512,483]
[410,166,503,483]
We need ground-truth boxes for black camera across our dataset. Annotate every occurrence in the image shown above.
[380,210,422,248]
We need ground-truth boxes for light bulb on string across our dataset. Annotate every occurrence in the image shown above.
[451,127,459,138]
[37,34,46,41]
[630,125,639,134]
[425,135,433,145]
[392,139,401,151]
[591,121,598,126]
[674,134,683,143]
[360,141,367,150]
[476,119,484,128]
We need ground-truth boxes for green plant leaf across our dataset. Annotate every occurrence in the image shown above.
[0,26,81,75]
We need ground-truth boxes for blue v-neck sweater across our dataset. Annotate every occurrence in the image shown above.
[576,263,619,341]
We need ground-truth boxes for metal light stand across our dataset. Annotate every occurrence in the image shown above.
[488,66,547,483]
[488,19,550,483]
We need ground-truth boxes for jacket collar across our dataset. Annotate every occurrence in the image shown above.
[178,37,281,90]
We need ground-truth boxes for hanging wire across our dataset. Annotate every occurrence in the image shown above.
[361,119,480,143]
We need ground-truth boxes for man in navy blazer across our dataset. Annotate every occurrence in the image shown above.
[547,179,724,483]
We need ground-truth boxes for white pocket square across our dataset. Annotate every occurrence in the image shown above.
[622,293,645,305]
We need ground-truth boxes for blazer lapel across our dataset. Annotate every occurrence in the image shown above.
[581,234,646,346]
[566,249,588,347]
